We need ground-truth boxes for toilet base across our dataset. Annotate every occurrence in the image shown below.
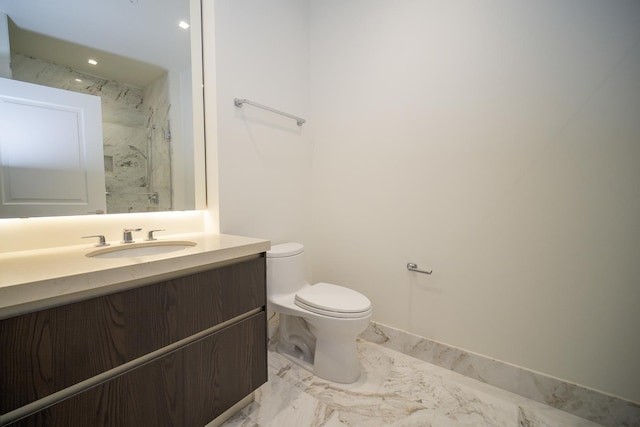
[277,314,316,365]
[276,342,315,373]
[276,334,362,384]
[313,335,361,383]
[275,313,366,384]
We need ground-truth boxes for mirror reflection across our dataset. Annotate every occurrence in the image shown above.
[0,0,203,217]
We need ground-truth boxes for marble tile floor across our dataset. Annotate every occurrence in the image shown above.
[221,339,602,427]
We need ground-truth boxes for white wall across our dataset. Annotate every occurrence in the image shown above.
[309,0,640,402]
[213,0,312,244]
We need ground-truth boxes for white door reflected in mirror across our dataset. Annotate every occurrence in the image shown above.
[0,78,106,217]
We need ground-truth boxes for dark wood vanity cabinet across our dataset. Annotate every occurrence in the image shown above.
[0,255,268,426]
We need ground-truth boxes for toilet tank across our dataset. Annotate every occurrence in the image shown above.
[267,242,307,296]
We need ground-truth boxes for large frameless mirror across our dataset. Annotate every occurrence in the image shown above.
[0,0,205,217]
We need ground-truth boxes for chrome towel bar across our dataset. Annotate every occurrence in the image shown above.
[234,98,306,126]
[407,263,432,275]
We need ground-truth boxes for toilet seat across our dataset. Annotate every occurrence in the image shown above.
[295,282,372,319]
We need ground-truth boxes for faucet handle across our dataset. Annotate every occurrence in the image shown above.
[82,235,110,247]
[145,229,166,241]
[122,228,142,244]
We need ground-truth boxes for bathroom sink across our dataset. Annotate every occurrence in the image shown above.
[86,241,197,259]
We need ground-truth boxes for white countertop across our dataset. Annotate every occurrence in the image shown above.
[0,233,270,319]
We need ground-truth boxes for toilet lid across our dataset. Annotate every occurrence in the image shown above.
[295,283,372,318]
[267,242,304,258]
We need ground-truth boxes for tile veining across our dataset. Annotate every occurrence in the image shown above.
[220,340,602,426]
[360,322,640,427]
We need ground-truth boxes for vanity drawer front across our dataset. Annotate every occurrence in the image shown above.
[8,311,268,427]
[0,255,266,415]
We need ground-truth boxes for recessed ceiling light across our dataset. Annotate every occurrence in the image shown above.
[88,59,98,65]
[178,21,190,30]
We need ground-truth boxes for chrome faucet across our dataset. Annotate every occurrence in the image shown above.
[145,229,166,241]
[122,228,142,243]
[82,235,109,247]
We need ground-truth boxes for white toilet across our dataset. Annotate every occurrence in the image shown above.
[267,242,372,384]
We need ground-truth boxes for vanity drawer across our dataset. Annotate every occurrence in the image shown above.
[8,312,268,427]
[0,255,266,415]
